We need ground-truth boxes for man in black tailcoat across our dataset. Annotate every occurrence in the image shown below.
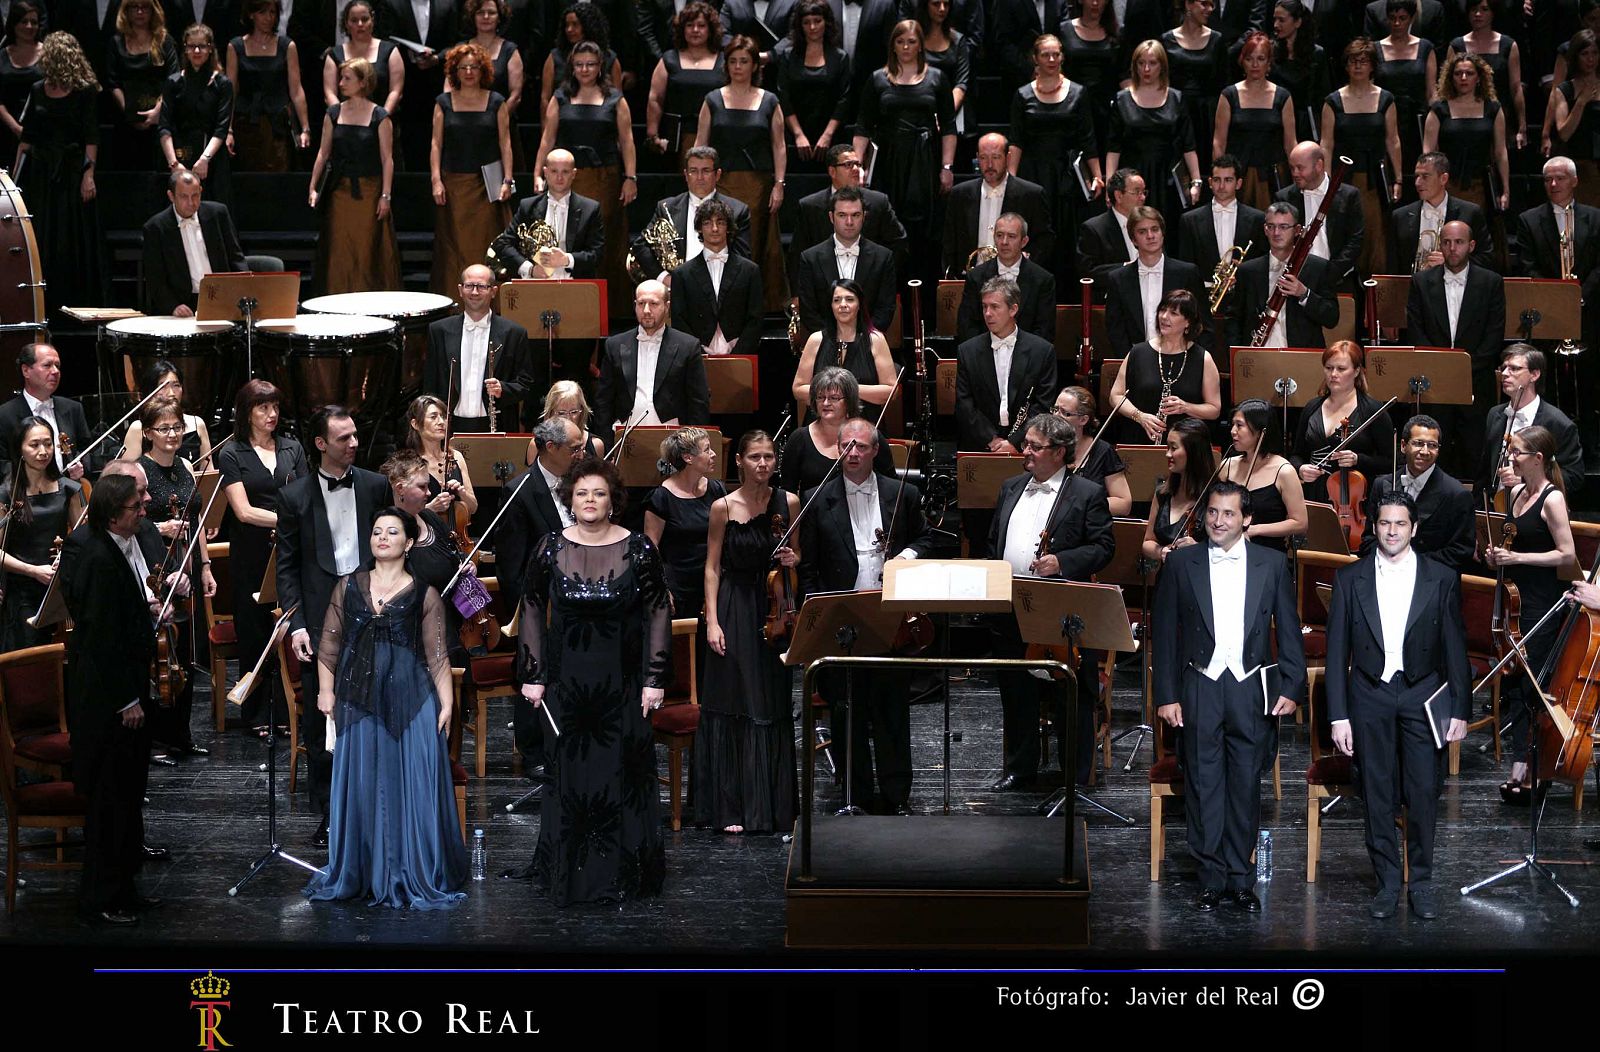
[794,186,898,338]
[0,343,89,480]
[592,280,710,438]
[140,169,248,316]
[423,263,537,433]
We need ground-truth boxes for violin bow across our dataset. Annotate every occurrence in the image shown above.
[63,378,177,474]
[1308,396,1400,473]
[443,468,537,595]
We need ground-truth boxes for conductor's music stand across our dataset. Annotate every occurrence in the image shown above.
[1363,347,1472,417]
[1230,347,1326,438]
[785,589,908,816]
[498,279,609,383]
[1010,577,1136,823]
[197,271,300,379]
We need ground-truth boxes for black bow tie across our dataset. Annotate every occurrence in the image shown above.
[321,472,355,491]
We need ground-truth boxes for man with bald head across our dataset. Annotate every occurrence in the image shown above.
[942,132,1054,276]
[593,280,709,440]
[423,264,537,433]
[1406,219,1507,475]
[1276,141,1364,288]
[489,148,604,281]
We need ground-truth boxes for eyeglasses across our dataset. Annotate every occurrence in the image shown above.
[186,43,214,52]
[554,407,585,418]
[1405,440,1441,451]
[120,501,144,512]
[829,160,862,170]
[1052,407,1087,418]
[461,282,493,291]
[1264,222,1297,232]
[150,424,184,435]
[1021,440,1058,453]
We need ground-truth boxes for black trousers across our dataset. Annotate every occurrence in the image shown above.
[822,666,913,810]
[80,720,150,912]
[1350,671,1444,892]
[1179,668,1271,893]
[991,618,1097,784]
[147,618,196,750]
[297,659,335,815]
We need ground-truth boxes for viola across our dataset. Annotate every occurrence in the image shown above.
[1329,416,1368,554]
[1023,527,1080,667]
[148,493,193,709]
[763,513,799,650]
[1490,517,1521,661]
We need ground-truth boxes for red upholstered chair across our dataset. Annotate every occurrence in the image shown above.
[0,643,71,780]
[203,542,238,731]
[1304,675,1407,883]
[652,618,701,832]
[1452,574,1510,775]
[1149,718,1183,880]
[0,653,87,913]
[460,577,521,779]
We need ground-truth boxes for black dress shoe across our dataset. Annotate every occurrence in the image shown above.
[1196,888,1223,912]
[80,909,138,926]
[500,862,537,881]
[172,743,210,757]
[149,754,177,767]
[1230,888,1262,912]
[989,773,1035,792]
[312,817,329,848]
[892,803,913,816]
[1408,885,1439,920]
[121,895,164,912]
[141,843,171,861]
[1369,890,1399,919]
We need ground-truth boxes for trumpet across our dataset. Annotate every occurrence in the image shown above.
[1207,241,1251,314]
[625,212,682,283]
[1413,227,1438,273]
[1560,227,1576,281]
[485,218,560,280]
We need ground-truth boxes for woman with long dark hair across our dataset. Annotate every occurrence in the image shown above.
[0,2,43,169]
[647,1,724,164]
[1267,0,1327,144]
[0,416,82,652]
[772,0,847,171]
[117,358,212,463]
[917,0,972,142]
[1217,397,1306,550]
[538,1,622,116]
[105,0,177,168]
[1142,417,1214,562]
[791,278,897,418]
[428,42,513,297]
[402,395,479,518]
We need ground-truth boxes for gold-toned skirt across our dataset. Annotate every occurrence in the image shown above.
[1238,165,1279,214]
[573,164,627,317]
[1350,170,1385,279]
[318,175,401,295]
[1451,180,1510,273]
[1577,159,1600,210]
[431,171,508,296]
[235,112,290,173]
[719,168,788,311]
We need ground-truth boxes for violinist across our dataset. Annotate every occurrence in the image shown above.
[986,412,1113,792]
[1142,418,1215,566]
[0,417,82,653]
[698,430,799,835]
[1476,346,1586,501]
[1357,415,1476,572]
[1290,340,1395,505]
[137,396,217,763]
[1218,398,1307,552]
[1325,491,1471,921]
[1151,480,1304,914]
[1482,425,1576,805]
[797,418,934,815]
[1053,386,1133,517]
[402,395,479,520]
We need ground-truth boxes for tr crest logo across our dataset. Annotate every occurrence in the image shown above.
[189,970,232,1049]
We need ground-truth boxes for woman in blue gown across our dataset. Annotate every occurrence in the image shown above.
[305,506,468,910]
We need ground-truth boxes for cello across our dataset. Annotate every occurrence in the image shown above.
[1531,547,1600,789]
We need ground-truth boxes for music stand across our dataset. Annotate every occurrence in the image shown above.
[1115,445,1168,501]
[1363,347,1472,416]
[195,469,226,531]
[954,452,1024,509]
[452,432,534,489]
[784,589,907,815]
[256,546,276,605]
[936,359,957,415]
[1503,278,1581,342]
[935,280,963,338]
[1368,274,1410,338]
[1099,518,1159,770]
[497,279,609,382]
[1010,577,1136,824]
[887,439,914,473]
[704,354,758,414]
[610,425,725,488]
[1056,303,1109,375]
[197,271,300,380]
[1300,501,1351,555]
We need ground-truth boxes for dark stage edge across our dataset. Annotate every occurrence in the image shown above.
[786,816,1090,949]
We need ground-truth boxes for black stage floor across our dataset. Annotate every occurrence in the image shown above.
[5,666,1599,958]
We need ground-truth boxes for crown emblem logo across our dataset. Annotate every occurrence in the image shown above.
[190,971,230,1000]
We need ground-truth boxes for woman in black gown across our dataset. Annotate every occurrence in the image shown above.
[1448,0,1527,153]
[0,3,42,173]
[1376,0,1437,178]
[105,0,177,170]
[780,366,896,495]
[698,36,787,310]
[1163,0,1226,172]
[308,57,399,294]
[698,431,798,835]
[225,0,311,172]
[536,39,637,316]
[516,457,670,903]
[1052,385,1132,515]
[644,426,724,620]
[1059,0,1122,159]
[0,417,82,653]
[118,358,212,464]
[852,20,955,293]
[646,1,724,164]
[791,279,898,419]
[538,1,623,116]
[1108,40,1202,235]
[218,379,308,732]
[322,0,403,116]
[1427,49,1510,230]
[18,33,106,315]
[1548,30,1600,209]
[159,24,233,207]
[460,0,525,147]
[1141,417,1214,565]
[772,0,847,174]
[1218,397,1306,551]
[918,0,973,146]
[1290,340,1396,506]
[1009,34,1100,285]
[1108,289,1222,446]
[1483,426,1576,803]
[430,42,513,297]
[1214,31,1295,212]
[1267,0,1326,145]
[403,395,479,519]
[1322,40,1402,278]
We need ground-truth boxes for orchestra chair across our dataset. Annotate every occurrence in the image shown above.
[459,576,521,779]
[1304,674,1408,884]
[1296,550,1358,729]
[1148,717,1183,881]
[652,617,701,832]
[276,629,309,797]
[202,542,238,731]
[0,651,87,913]
[1451,574,1510,775]
[0,643,71,781]
[446,669,469,844]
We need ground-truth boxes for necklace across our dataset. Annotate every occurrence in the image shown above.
[369,572,409,611]
[1156,345,1187,396]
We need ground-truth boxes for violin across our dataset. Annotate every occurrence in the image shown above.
[763,512,799,650]
[1329,416,1368,554]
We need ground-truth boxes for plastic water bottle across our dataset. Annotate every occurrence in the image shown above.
[1256,829,1273,881]
[471,828,487,881]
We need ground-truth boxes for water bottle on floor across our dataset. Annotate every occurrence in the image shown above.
[1256,829,1273,882]
[471,828,487,881]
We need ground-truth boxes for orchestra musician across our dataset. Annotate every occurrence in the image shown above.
[941,132,1054,278]
[1388,152,1495,273]
[0,343,89,481]
[1152,478,1305,913]
[787,144,908,280]
[1325,490,1470,920]
[1108,288,1222,445]
[1277,140,1364,289]
[1142,417,1216,564]
[791,279,898,419]
[1218,398,1308,550]
[592,280,710,439]
[987,412,1114,791]
[798,417,933,815]
[139,167,247,316]
[1358,414,1476,572]
[1104,207,1212,363]
[668,199,764,357]
[1175,154,1267,283]
[1053,386,1133,517]
[422,263,537,435]
[1229,201,1340,348]
[1477,345,1586,500]
[631,146,752,281]
[1076,167,1146,287]
[794,186,898,341]
[954,212,1055,345]
[490,147,604,281]
[1290,340,1396,506]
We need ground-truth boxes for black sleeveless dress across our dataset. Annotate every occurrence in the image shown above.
[0,478,80,653]
[1327,89,1394,276]
[1220,83,1290,208]
[1162,28,1226,169]
[1109,87,1196,232]
[1112,342,1207,445]
[1376,37,1434,170]
[229,34,293,171]
[328,40,399,107]
[1503,482,1563,753]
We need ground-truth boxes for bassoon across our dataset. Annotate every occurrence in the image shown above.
[1250,155,1352,347]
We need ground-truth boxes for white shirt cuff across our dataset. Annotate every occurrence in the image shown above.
[894,548,917,561]
[517,260,534,279]
[119,699,141,713]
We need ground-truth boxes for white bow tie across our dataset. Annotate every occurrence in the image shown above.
[991,338,1014,354]
[1025,480,1053,496]
[845,479,875,498]
[1213,202,1235,214]
[704,251,728,263]
[983,183,1006,200]
[178,214,200,228]
[465,319,489,332]
[836,244,859,258]
[1444,270,1466,286]
[1139,265,1161,277]
[1210,544,1244,564]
